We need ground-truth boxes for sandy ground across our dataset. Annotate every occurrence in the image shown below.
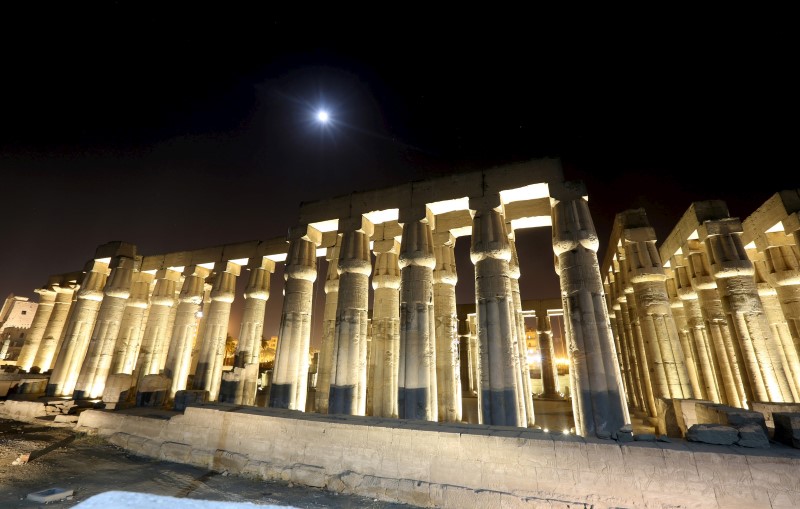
[0,417,418,509]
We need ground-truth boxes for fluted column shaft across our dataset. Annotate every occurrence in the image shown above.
[552,196,628,437]
[135,269,179,387]
[399,215,438,421]
[270,231,319,410]
[329,226,372,415]
[706,219,793,403]
[315,243,340,414]
[47,262,109,397]
[467,314,479,396]
[538,314,561,397]
[74,257,135,399]
[433,233,462,423]
[17,287,56,372]
[193,263,239,401]
[665,273,704,399]
[33,286,75,373]
[370,240,401,418]
[507,234,534,426]
[471,202,523,427]
[110,273,152,375]
[231,260,273,405]
[163,269,207,398]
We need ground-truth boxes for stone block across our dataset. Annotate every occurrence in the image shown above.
[27,488,74,503]
[773,412,800,448]
[173,389,208,411]
[686,424,738,445]
[736,423,770,448]
[290,464,328,488]
[751,402,800,430]
[102,373,134,405]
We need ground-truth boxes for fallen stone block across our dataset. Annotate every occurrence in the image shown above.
[773,412,800,449]
[736,423,770,448]
[53,414,79,424]
[686,424,738,445]
[27,487,74,503]
[174,389,208,411]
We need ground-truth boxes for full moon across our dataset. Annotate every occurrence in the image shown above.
[316,110,329,123]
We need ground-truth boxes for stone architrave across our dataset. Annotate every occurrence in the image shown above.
[328,217,373,415]
[74,255,137,399]
[232,257,274,405]
[470,196,525,427]
[432,231,462,423]
[162,266,209,399]
[134,268,180,388]
[192,261,240,402]
[507,230,534,426]
[398,207,438,421]
[315,240,341,414]
[16,285,56,372]
[109,272,153,375]
[32,285,76,373]
[46,259,110,397]
[551,189,628,437]
[370,238,401,418]
[704,218,794,403]
[269,225,321,410]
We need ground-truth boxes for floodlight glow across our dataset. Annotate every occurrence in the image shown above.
[316,110,329,123]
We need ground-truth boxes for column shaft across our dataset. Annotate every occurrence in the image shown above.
[433,235,462,423]
[16,288,56,372]
[315,243,340,414]
[163,270,207,398]
[109,273,152,375]
[32,287,75,373]
[135,269,179,386]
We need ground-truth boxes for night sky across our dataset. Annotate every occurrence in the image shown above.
[1,8,795,343]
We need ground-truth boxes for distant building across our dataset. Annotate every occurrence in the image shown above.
[0,294,38,361]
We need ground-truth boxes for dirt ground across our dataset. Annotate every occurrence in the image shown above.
[0,417,419,509]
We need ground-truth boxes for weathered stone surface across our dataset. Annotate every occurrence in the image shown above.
[686,424,738,445]
[773,412,800,448]
[736,424,770,448]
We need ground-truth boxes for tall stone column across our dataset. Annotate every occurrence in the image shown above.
[685,240,747,407]
[538,313,561,398]
[16,285,56,372]
[607,266,643,411]
[315,240,340,414]
[328,216,373,415]
[749,248,800,401]
[32,285,76,373]
[192,261,240,402]
[231,257,275,405]
[507,230,534,426]
[778,213,800,374]
[110,272,153,375]
[47,259,110,397]
[664,268,704,400]
[398,207,438,421]
[270,225,320,410]
[370,237,401,418]
[552,190,628,438]
[672,255,725,404]
[621,211,694,400]
[470,196,524,427]
[74,254,137,399]
[433,231,462,423]
[135,268,180,384]
[163,266,209,398]
[704,218,794,403]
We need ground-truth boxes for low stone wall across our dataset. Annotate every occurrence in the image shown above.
[73,404,800,509]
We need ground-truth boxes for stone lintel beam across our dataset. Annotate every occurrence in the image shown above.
[741,190,800,246]
[434,210,473,238]
[246,256,276,273]
[659,200,730,265]
[288,224,323,245]
[94,241,137,261]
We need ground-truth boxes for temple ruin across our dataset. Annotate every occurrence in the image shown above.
[2,158,800,508]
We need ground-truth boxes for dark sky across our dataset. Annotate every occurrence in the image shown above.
[1,8,795,341]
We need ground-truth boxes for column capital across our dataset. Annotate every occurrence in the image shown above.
[288,223,323,245]
[398,205,435,230]
[338,215,375,236]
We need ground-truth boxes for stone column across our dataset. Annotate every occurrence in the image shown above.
[621,212,694,400]
[315,240,340,414]
[162,266,210,398]
[398,207,438,421]
[432,231,462,423]
[32,285,76,373]
[16,285,56,372]
[607,267,642,411]
[672,254,725,404]
[470,196,524,427]
[370,237,401,418]
[328,216,373,416]
[749,247,800,401]
[552,190,628,438]
[270,225,321,410]
[192,261,240,402]
[685,240,747,407]
[231,257,275,405]
[538,313,561,398]
[507,230,534,426]
[664,268,704,400]
[47,259,109,397]
[110,272,153,375]
[74,255,137,399]
[778,213,800,377]
[134,268,180,387]
[704,218,794,403]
